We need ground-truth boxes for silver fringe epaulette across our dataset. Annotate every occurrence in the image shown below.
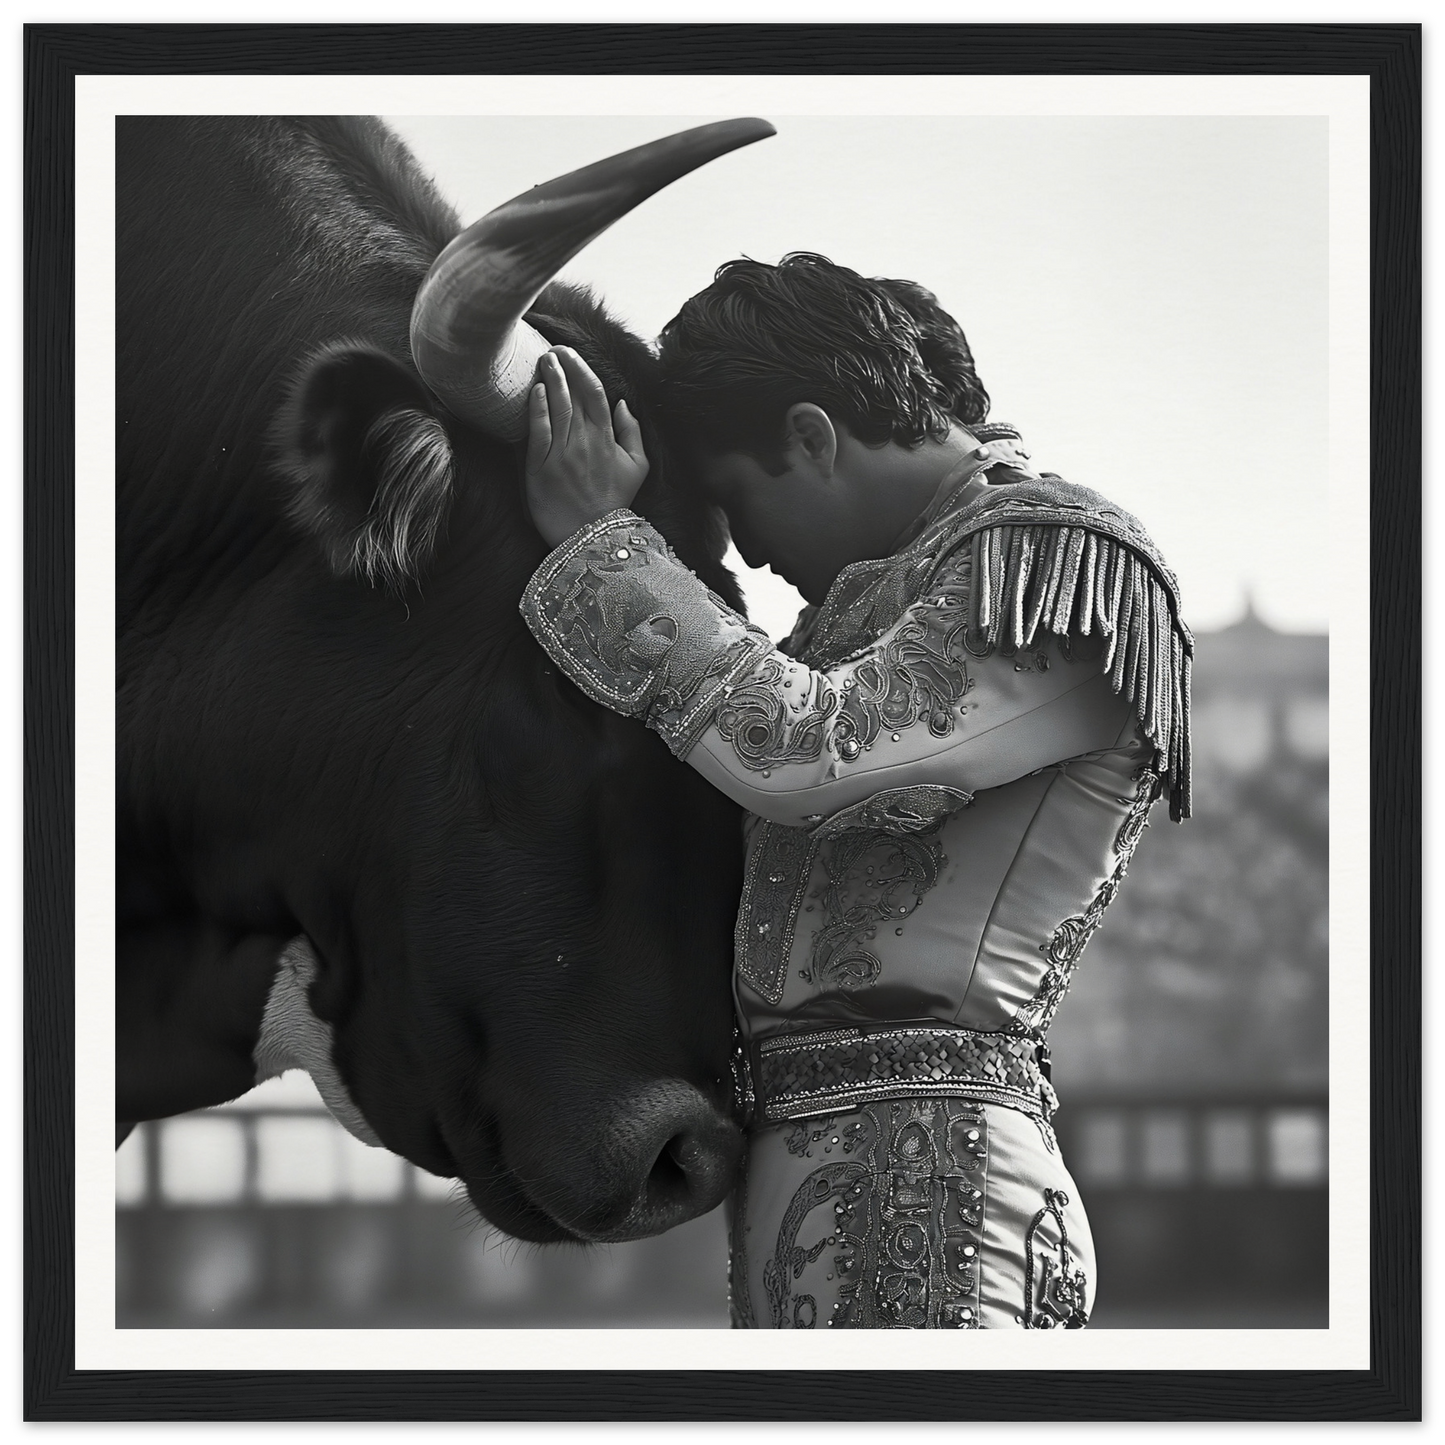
[958,483,1193,821]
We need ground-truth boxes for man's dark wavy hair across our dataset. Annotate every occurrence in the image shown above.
[657,252,989,474]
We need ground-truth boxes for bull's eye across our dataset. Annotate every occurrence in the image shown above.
[746,724,770,746]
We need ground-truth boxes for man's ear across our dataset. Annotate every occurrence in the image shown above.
[783,403,839,479]
[274,342,455,590]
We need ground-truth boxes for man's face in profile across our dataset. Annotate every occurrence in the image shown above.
[696,447,850,607]
[693,400,913,608]
[694,402,976,608]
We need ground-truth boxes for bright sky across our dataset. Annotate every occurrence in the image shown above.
[389,114,1328,641]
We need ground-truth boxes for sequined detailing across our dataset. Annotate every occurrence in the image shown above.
[1021,1188,1089,1328]
[762,1099,988,1329]
[1012,767,1162,1037]
[783,1115,868,1158]
[799,506,974,673]
[728,1021,755,1131]
[804,826,947,993]
[715,654,838,771]
[831,576,976,757]
[802,551,948,675]
[735,821,819,1006]
[751,1025,1057,1129]
[810,784,973,841]
[736,787,970,1007]
[520,480,1190,813]
[518,510,771,757]
[795,471,1193,820]
[1113,765,1160,857]
[714,545,974,773]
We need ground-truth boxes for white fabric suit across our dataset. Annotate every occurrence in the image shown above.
[521,423,1191,1329]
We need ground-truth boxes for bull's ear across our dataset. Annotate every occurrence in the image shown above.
[276,343,455,589]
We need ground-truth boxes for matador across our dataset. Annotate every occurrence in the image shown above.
[520,254,1192,1329]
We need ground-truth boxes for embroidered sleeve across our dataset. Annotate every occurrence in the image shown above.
[518,510,774,758]
[521,509,1137,830]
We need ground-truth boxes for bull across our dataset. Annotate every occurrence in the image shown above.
[116,115,773,1242]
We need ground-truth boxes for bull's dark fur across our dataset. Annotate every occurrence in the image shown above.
[117,116,745,1242]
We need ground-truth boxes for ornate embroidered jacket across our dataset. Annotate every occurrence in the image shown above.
[520,423,1191,1329]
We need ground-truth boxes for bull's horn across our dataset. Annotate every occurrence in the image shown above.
[409,117,777,440]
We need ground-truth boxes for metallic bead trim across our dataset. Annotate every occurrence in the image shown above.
[735,787,972,1010]
[1021,1187,1090,1328]
[734,821,820,1007]
[713,653,838,771]
[727,1129,756,1329]
[751,1025,1058,1132]
[518,509,771,759]
[1010,765,1162,1037]
[656,632,774,760]
[759,1098,990,1329]
[793,467,1193,820]
[802,825,947,995]
[809,783,973,842]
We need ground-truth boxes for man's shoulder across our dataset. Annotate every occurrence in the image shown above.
[921,454,1181,612]
[936,465,1151,554]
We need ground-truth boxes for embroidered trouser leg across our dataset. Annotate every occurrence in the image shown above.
[728,1096,1094,1330]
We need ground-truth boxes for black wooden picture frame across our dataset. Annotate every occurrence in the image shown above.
[24,22,1420,1421]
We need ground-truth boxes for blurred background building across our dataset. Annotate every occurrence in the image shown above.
[117,606,1328,1329]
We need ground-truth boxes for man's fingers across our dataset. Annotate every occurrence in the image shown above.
[540,351,572,445]
[614,399,649,471]
[555,347,613,434]
[524,382,552,474]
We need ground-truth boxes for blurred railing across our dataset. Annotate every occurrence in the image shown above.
[117,1076,1326,1328]
[1057,1094,1328,1192]
[1055,1093,1328,1327]
[117,1097,454,1212]
[117,1092,1327,1209]
[116,1072,730,1327]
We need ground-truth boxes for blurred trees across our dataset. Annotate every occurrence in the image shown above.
[1051,610,1328,1093]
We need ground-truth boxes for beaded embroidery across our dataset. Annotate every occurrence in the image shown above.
[727,1144,756,1329]
[714,654,838,770]
[751,1024,1057,1130]
[794,474,1193,819]
[1011,766,1162,1037]
[760,1099,988,1329]
[735,821,819,1006]
[518,511,772,758]
[810,784,974,841]
[1021,1187,1090,1328]
[519,473,1191,813]
[829,552,976,758]
[735,786,972,1008]
[804,825,947,993]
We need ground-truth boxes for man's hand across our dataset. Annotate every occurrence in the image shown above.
[525,347,650,547]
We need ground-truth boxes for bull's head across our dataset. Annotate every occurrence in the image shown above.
[238,120,773,1242]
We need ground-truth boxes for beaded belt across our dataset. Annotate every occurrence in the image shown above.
[733,1024,1059,1129]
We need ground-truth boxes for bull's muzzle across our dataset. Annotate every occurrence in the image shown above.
[408,117,776,440]
[518,1079,743,1243]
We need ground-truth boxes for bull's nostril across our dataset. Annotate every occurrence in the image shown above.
[646,1124,738,1219]
[533,1084,743,1240]
[667,1131,702,1172]
[646,1133,696,1204]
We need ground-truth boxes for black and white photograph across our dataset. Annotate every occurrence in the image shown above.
[102,90,1354,1344]
[14,11,1433,1433]
[23,26,1418,1418]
